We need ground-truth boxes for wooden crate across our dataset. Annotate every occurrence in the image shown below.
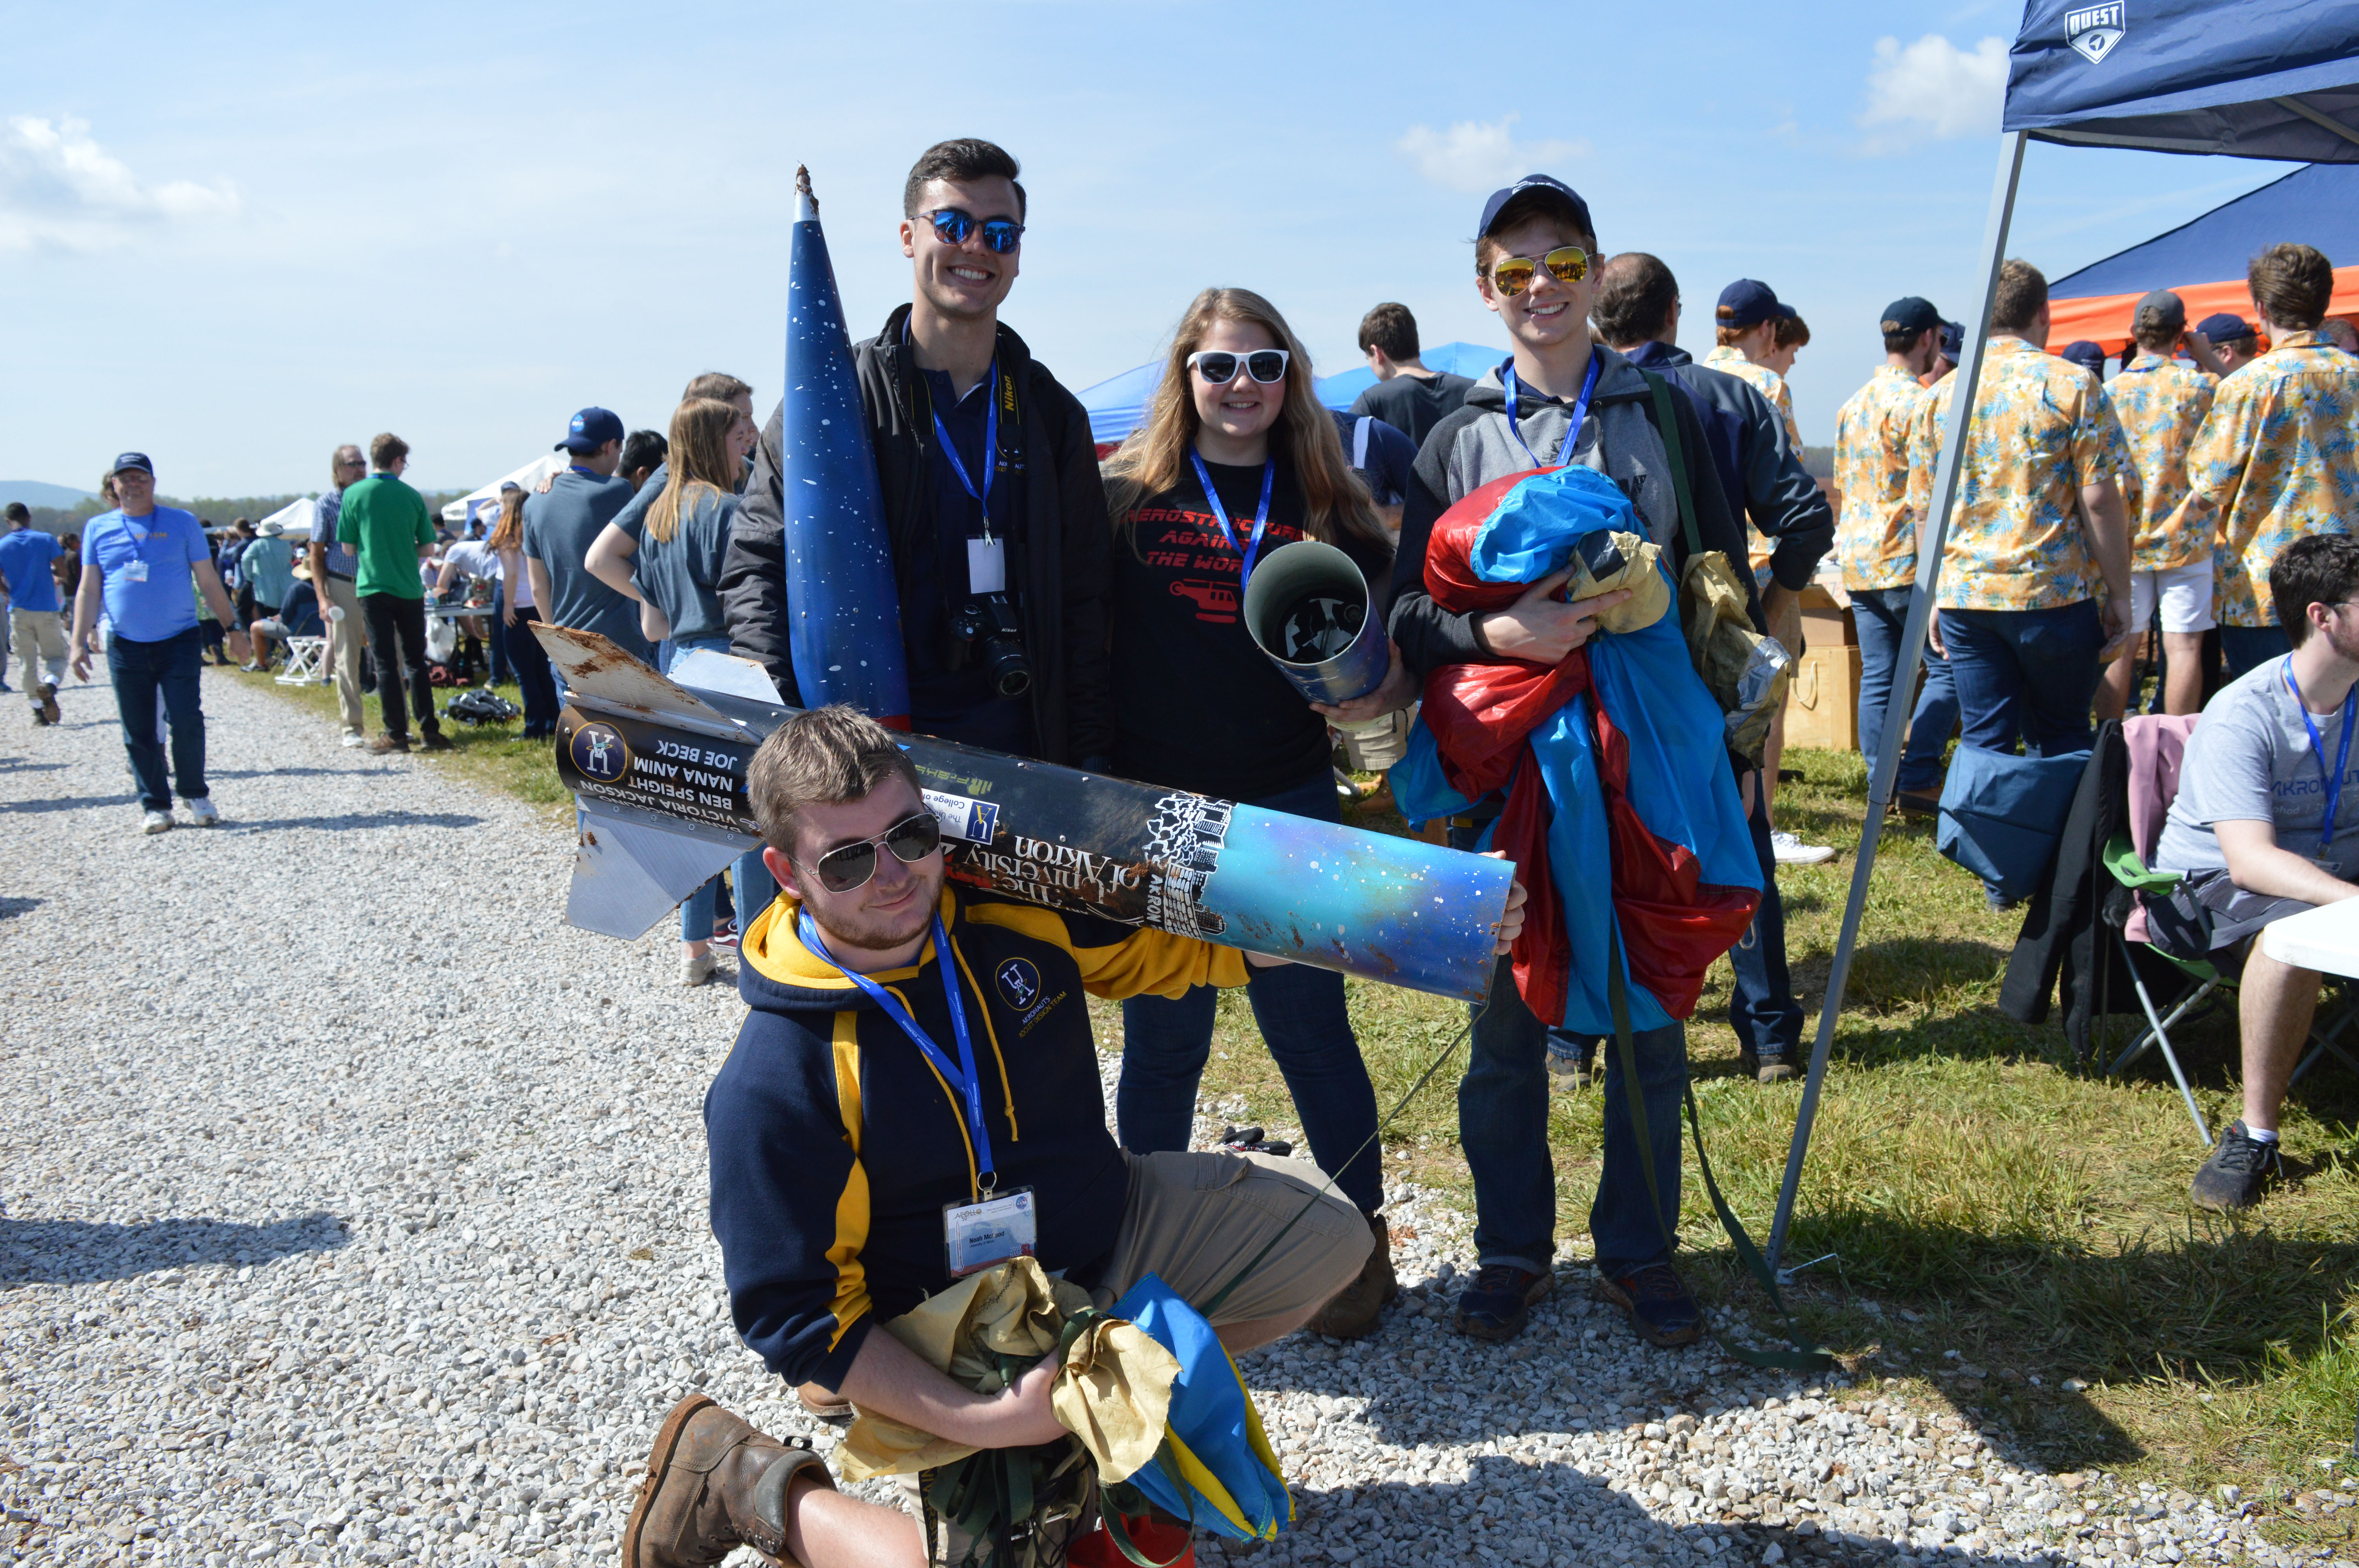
[1783,644,1862,751]
[1797,581,1856,648]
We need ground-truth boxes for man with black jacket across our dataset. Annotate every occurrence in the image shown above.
[720,139,1113,768]
[1385,176,1763,1352]
[1591,250,1836,1084]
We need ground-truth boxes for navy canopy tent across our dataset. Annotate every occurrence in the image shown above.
[1770,0,2359,1269]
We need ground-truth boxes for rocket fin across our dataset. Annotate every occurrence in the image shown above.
[566,805,743,940]
[529,622,745,728]
[670,647,791,706]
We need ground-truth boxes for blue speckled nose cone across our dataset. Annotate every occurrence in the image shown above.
[783,167,910,728]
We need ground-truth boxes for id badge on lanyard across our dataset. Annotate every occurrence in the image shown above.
[942,1187,1038,1277]
[123,558,150,583]
[935,362,1008,596]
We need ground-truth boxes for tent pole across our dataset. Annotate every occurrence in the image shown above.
[1764,131,2030,1275]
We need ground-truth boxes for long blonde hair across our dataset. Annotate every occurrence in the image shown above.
[645,398,742,543]
[1104,288,1389,557]
[485,487,527,553]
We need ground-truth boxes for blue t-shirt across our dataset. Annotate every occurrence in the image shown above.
[0,527,63,613]
[84,506,209,641]
[521,468,652,662]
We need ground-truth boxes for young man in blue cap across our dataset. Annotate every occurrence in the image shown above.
[523,405,654,667]
[68,452,243,832]
[2059,341,2109,380]
[1386,173,1759,1349]
[2192,312,2261,376]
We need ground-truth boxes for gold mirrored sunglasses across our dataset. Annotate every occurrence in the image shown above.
[1490,245,1590,298]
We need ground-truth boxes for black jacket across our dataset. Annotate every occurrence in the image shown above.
[720,305,1115,766]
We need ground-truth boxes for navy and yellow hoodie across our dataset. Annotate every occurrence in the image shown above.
[707,882,1250,1392]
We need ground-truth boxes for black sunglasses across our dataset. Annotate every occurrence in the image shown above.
[797,810,943,893]
[919,207,1023,254]
[1187,348,1291,385]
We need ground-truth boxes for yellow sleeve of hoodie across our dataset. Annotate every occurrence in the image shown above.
[963,902,1252,1001]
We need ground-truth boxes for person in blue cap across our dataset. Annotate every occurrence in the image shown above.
[522,404,654,668]
[2059,340,2108,380]
[2192,312,2261,376]
[67,452,243,832]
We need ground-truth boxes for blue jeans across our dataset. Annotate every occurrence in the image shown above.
[1852,585,1957,794]
[1938,600,2103,757]
[1118,774,1384,1216]
[108,626,207,811]
[1727,786,1802,1058]
[2220,624,2292,680]
[1452,828,1687,1276]
[667,638,778,942]
[487,584,514,686]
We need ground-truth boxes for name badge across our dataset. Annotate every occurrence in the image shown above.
[943,1186,1036,1278]
[122,559,150,583]
[967,536,1007,596]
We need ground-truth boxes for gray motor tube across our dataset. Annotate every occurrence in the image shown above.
[1241,539,1390,706]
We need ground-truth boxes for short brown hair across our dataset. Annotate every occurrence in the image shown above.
[903,138,1025,220]
[747,705,921,852]
[1988,259,2048,333]
[369,433,409,470]
[2272,533,2359,644]
[2249,243,2335,332]
[1356,303,1420,361]
[1773,312,1810,351]
[1589,252,1679,350]
[2132,293,2187,352]
[1473,189,1597,278]
[682,371,752,405]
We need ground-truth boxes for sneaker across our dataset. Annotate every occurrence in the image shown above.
[185,797,222,828]
[680,949,716,987]
[2189,1120,2283,1211]
[141,809,174,835]
[1308,1214,1399,1339]
[29,708,50,728]
[1596,1260,1703,1347]
[340,731,368,748]
[366,734,411,755]
[1452,1263,1554,1342]
[420,730,454,751]
[1218,1124,1292,1158]
[1770,830,1836,866]
[239,661,262,673]
[35,682,60,724]
[1739,1049,1801,1084]
[709,920,741,952]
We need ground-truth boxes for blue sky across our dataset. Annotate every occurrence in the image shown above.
[1,0,2301,497]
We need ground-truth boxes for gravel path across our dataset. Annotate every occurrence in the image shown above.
[0,672,2305,1567]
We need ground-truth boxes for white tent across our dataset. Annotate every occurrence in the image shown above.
[440,452,568,526]
[257,494,319,541]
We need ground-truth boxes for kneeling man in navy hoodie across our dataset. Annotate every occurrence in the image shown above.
[624,704,1527,1567]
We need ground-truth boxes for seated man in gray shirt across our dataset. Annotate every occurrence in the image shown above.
[2152,534,2359,1212]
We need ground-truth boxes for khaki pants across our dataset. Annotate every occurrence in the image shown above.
[319,573,366,736]
[10,609,65,695]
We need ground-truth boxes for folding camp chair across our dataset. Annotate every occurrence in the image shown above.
[276,636,326,685]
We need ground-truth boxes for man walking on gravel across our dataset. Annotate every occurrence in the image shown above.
[338,433,450,755]
[68,452,242,833]
[0,503,67,724]
[309,444,371,746]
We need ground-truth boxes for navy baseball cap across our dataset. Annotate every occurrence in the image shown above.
[1477,174,1594,243]
[1716,279,1796,330]
[1879,297,1942,338]
[111,451,154,477]
[2195,312,2255,346]
[556,407,625,454]
[2133,289,2187,338]
[2059,340,2107,377]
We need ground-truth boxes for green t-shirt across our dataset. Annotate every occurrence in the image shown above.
[337,472,434,599]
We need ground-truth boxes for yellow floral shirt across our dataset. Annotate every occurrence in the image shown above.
[2185,331,2359,628]
[1831,363,1928,591]
[1704,347,1801,576]
[2108,352,2218,572]
[1910,336,2133,612]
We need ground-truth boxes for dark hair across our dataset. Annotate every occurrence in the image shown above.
[1773,313,1811,350]
[1589,253,1679,349]
[1883,325,1932,355]
[1356,303,1421,362]
[747,704,923,852]
[369,432,409,469]
[620,429,669,478]
[3,502,28,524]
[682,372,752,405]
[1473,189,1596,277]
[903,139,1025,220]
[1989,259,2049,333]
[2272,534,2359,645]
[2250,243,2335,332]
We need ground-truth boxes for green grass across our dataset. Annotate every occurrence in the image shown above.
[238,659,2359,1537]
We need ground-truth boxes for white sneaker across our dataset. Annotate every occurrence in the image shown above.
[680,949,716,987]
[340,731,367,748]
[1771,830,1836,866]
[141,810,174,835]
[185,797,222,827]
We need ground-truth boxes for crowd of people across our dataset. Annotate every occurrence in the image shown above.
[22,132,2359,1568]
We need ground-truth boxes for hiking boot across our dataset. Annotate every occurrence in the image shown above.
[421,730,454,751]
[1452,1263,1553,1342]
[1597,1261,1703,1348]
[2189,1120,2283,1211]
[623,1394,831,1568]
[1739,1049,1800,1084]
[1309,1213,1398,1339]
[366,733,411,755]
[35,682,60,724]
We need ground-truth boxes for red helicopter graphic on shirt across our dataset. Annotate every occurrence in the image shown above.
[1169,579,1239,623]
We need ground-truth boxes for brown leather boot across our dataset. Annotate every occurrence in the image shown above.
[1308,1212,1398,1339]
[623,1394,832,1567]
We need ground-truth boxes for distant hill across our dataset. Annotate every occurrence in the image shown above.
[0,480,96,508]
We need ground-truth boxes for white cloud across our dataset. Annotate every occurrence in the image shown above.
[0,115,239,252]
[1396,114,1588,194]
[1858,34,2009,150]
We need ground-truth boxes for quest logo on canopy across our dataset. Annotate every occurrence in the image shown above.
[2065,2,2126,64]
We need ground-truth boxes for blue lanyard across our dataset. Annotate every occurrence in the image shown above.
[932,363,1000,533]
[1500,350,1602,471]
[799,910,996,1190]
[1186,450,1276,591]
[2282,657,2355,856]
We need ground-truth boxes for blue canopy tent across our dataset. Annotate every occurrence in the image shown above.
[1769,0,2359,1269]
[1075,341,1505,448]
